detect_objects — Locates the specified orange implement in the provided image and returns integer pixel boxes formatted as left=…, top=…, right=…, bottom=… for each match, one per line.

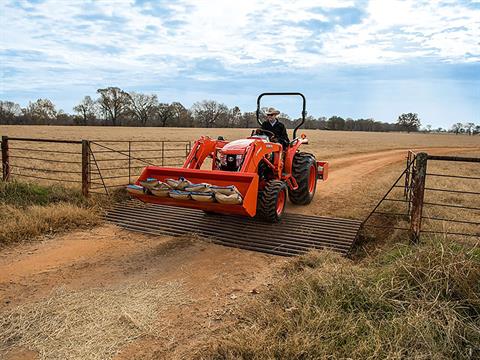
left=134, top=166, right=259, bottom=217
left=127, top=92, right=328, bottom=223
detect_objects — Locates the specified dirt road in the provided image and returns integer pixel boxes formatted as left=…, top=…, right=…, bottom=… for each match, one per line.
left=1, top=146, right=478, bottom=359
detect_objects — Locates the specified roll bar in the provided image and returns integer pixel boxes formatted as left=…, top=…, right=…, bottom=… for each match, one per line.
left=256, top=92, right=306, bottom=140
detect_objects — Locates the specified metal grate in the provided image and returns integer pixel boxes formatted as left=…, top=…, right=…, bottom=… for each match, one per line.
left=106, top=200, right=362, bottom=256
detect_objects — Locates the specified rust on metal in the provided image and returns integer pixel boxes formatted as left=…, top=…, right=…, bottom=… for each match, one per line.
left=409, top=152, right=427, bottom=243
left=1, top=136, right=10, bottom=181
left=106, top=200, right=362, bottom=256
left=81, top=140, right=90, bottom=197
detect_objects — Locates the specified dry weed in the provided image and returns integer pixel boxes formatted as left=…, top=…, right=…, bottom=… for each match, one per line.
left=0, top=181, right=110, bottom=245
left=0, top=202, right=101, bottom=245
left=0, top=281, right=190, bottom=360
left=198, top=238, right=480, bottom=359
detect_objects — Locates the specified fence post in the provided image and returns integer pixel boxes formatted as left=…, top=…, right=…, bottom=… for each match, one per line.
left=161, top=141, right=164, bottom=166
left=81, top=140, right=90, bottom=197
left=1, top=136, right=9, bottom=181
left=409, top=152, right=428, bottom=243
left=128, top=141, right=131, bottom=184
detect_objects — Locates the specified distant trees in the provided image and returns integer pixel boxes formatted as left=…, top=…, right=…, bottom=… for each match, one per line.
left=23, top=99, right=57, bottom=125
left=397, top=113, right=421, bottom=133
left=127, top=92, right=158, bottom=127
left=240, top=111, right=256, bottom=128
left=451, top=122, right=464, bottom=135
left=96, top=87, right=130, bottom=126
left=191, top=100, right=229, bottom=128
left=0, top=101, right=22, bottom=125
left=1, top=91, right=478, bottom=135
left=73, top=96, right=97, bottom=126
left=154, top=103, right=176, bottom=127
left=451, top=122, right=479, bottom=135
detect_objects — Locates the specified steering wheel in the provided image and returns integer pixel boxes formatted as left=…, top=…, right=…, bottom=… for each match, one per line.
left=253, top=128, right=277, bottom=140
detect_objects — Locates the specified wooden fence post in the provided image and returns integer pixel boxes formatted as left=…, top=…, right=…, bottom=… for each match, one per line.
left=1, top=136, right=10, bottom=181
left=409, top=152, right=428, bottom=243
left=82, top=140, right=90, bottom=197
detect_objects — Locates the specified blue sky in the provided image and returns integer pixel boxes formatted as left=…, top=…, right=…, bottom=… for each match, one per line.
left=0, top=0, right=479, bottom=128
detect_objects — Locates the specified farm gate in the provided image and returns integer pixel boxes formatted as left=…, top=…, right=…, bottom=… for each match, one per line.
left=1, top=136, right=191, bottom=195
left=363, top=151, right=480, bottom=242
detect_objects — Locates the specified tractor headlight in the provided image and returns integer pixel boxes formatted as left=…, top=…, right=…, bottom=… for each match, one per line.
left=227, top=155, right=235, bottom=164
left=220, top=154, right=227, bottom=166
left=236, top=154, right=243, bottom=168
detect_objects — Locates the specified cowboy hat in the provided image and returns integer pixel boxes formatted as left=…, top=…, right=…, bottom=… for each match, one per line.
left=265, top=107, right=280, bottom=116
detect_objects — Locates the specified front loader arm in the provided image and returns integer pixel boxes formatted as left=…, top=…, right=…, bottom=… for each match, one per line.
left=240, top=142, right=283, bottom=175
left=183, top=137, right=227, bottom=169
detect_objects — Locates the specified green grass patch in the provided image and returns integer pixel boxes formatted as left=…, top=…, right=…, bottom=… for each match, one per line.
left=0, top=181, right=86, bottom=207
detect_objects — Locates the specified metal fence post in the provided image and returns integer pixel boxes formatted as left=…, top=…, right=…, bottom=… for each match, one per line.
left=128, top=141, right=131, bottom=184
left=1, top=136, right=10, bottom=181
left=81, top=140, right=90, bottom=197
left=161, top=141, right=165, bottom=166
left=409, top=152, right=428, bottom=243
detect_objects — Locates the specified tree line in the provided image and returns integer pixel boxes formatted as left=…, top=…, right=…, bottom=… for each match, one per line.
left=0, top=87, right=478, bottom=134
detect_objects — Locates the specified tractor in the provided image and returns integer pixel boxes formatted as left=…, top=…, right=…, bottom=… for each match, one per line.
left=128, top=92, right=328, bottom=222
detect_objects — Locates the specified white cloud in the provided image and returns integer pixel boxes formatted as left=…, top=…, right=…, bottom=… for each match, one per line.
left=0, top=0, right=479, bottom=93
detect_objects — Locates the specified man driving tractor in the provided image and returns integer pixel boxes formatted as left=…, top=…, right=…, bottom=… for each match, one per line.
left=261, top=107, right=290, bottom=148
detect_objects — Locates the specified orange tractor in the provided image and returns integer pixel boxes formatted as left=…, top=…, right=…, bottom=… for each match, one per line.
left=128, top=93, right=328, bottom=222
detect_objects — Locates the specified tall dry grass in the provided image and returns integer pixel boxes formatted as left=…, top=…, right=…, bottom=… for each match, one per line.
left=0, top=181, right=114, bottom=245
left=198, top=237, right=480, bottom=359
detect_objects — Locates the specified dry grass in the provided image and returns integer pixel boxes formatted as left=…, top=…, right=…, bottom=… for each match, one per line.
left=420, top=157, right=480, bottom=239
left=198, top=238, right=480, bottom=359
left=2, top=125, right=480, bottom=160
left=0, top=181, right=113, bottom=245
left=0, top=126, right=479, bottom=359
left=0, top=281, right=190, bottom=360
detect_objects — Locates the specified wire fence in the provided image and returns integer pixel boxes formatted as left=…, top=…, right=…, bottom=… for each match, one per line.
left=363, top=150, right=480, bottom=241
left=420, top=154, right=480, bottom=239
left=1, top=136, right=191, bottom=195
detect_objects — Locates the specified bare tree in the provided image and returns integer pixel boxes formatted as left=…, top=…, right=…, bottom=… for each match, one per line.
left=55, top=110, right=74, bottom=125
left=228, top=106, right=241, bottom=127
left=464, top=122, right=475, bottom=135
left=191, top=100, right=229, bottom=128
left=154, top=103, right=176, bottom=127
left=73, top=96, right=97, bottom=125
left=96, top=87, right=130, bottom=126
left=0, top=101, right=22, bottom=125
left=127, top=92, right=158, bottom=126
left=23, top=99, right=57, bottom=125
left=451, top=122, right=464, bottom=135
left=241, top=111, right=256, bottom=128
left=171, top=102, right=193, bottom=127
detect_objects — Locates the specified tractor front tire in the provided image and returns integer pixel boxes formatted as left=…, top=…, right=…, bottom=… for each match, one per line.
left=289, top=152, right=317, bottom=205
left=257, top=180, right=287, bottom=222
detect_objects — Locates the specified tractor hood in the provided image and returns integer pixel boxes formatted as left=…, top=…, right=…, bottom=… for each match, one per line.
left=220, top=138, right=256, bottom=154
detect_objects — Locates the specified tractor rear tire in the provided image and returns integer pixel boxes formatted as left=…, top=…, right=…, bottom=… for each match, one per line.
left=257, top=180, right=287, bottom=222
left=288, top=152, right=317, bottom=205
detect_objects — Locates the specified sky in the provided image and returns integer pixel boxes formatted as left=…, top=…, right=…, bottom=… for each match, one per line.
left=0, top=0, right=479, bottom=128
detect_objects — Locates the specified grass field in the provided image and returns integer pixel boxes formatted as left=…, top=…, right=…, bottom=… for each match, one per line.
left=2, top=125, right=480, bottom=160
left=0, top=126, right=479, bottom=359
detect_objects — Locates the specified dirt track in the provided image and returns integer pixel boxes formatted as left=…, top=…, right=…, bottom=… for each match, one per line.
left=1, top=146, right=478, bottom=359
